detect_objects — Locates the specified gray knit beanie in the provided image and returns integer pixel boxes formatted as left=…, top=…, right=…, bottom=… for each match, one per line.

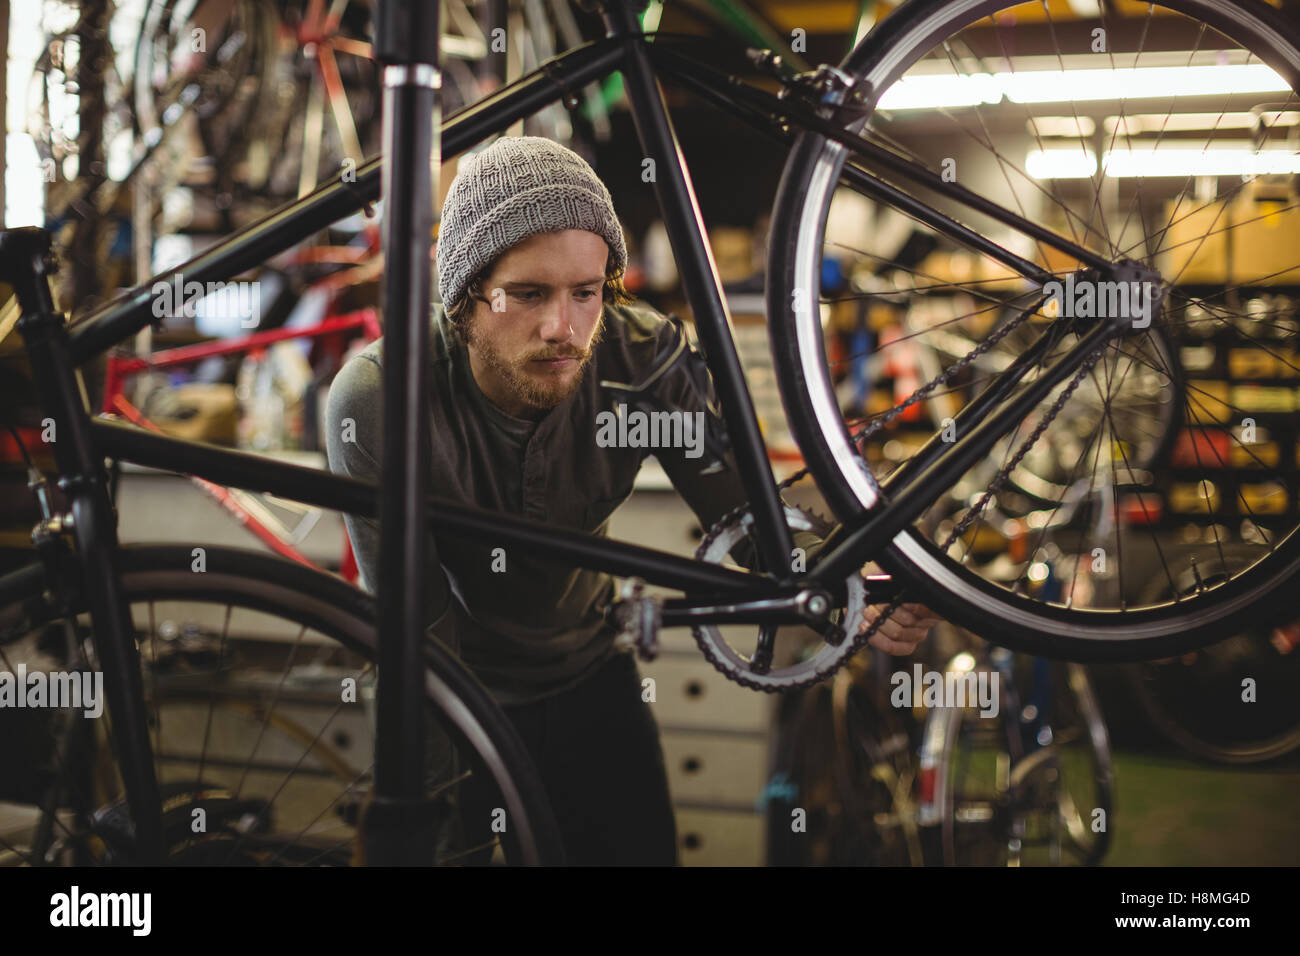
left=436, top=136, right=627, bottom=310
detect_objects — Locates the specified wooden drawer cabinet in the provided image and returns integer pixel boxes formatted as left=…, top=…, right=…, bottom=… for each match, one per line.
left=661, top=731, right=768, bottom=808
left=676, top=809, right=766, bottom=867
left=640, top=655, right=769, bottom=733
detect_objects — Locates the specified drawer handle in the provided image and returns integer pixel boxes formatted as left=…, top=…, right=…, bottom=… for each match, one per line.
left=682, top=756, right=702, bottom=774
left=683, top=833, right=702, bottom=850
left=685, top=680, right=705, bottom=698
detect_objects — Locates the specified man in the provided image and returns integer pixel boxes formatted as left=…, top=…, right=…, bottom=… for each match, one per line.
left=325, top=136, right=939, bottom=865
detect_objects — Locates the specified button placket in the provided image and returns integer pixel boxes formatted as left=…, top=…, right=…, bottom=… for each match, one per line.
left=522, top=420, right=550, bottom=520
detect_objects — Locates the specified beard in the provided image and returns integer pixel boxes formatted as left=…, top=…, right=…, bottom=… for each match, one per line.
left=462, top=307, right=606, bottom=412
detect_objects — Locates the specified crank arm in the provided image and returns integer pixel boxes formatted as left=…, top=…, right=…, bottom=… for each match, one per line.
left=656, top=588, right=835, bottom=628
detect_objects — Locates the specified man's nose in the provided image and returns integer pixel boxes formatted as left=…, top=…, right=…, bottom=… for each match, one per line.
left=538, top=296, right=575, bottom=341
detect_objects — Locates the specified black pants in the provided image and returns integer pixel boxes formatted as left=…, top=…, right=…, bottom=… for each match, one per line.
left=455, top=650, right=678, bottom=866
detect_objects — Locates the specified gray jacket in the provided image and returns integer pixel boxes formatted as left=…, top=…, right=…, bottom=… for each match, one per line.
left=325, top=301, right=812, bottom=705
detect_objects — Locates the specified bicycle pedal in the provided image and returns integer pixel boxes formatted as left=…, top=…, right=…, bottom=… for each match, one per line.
left=608, top=577, right=662, bottom=661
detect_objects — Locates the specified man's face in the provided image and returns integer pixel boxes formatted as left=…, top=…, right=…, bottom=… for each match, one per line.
left=460, top=229, right=608, bottom=418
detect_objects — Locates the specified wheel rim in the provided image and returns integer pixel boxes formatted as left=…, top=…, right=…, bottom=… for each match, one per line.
left=769, top=0, right=1300, bottom=654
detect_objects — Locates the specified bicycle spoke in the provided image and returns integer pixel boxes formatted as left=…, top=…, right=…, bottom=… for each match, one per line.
left=232, top=624, right=310, bottom=800
left=1108, top=16, right=1211, bottom=260
left=218, top=687, right=356, bottom=865
left=264, top=763, right=372, bottom=866
left=187, top=603, right=233, bottom=853
left=0, top=643, right=98, bottom=860
left=1039, top=0, right=1117, bottom=256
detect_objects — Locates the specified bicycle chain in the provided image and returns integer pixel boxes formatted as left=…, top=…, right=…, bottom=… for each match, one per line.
left=693, top=308, right=1103, bottom=692
left=846, top=301, right=1040, bottom=453
left=936, top=345, right=1105, bottom=556
left=696, top=304, right=1038, bottom=556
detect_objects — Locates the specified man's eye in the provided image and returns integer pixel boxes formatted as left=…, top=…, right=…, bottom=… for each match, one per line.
left=575, top=289, right=599, bottom=300
left=513, top=291, right=540, bottom=302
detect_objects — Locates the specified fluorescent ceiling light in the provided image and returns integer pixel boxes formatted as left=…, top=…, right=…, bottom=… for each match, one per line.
left=1105, top=111, right=1300, bottom=134
left=1027, top=142, right=1300, bottom=177
left=877, top=72, right=1002, bottom=109
left=878, top=55, right=1288, bottom=110
left=1001, top=64, right=1286, bottom=104
left=1027, top=116, right=1097, bottom=137
left=1103, top=145, right=1300, bottom=177
left=1026, top=148, right=1098, bottom=178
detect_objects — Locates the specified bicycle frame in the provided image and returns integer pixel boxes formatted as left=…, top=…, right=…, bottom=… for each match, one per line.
left=1, top=0, right=1140, bottom=863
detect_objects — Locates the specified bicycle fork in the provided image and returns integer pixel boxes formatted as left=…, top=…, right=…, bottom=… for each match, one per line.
left=2, top=227, right=166, bottom=863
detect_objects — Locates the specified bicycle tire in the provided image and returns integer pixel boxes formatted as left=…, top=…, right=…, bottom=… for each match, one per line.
left=761, top=682, right=842, bottom=865
left=761, top=659, right=922, bottom=865
left=829, top=662, right=926, bottom=866
left=927, top=655, right=1113, bottom=866
left=767, top=0, right=1300, bottom=660
left=1126, top=549, right=1300, bottom=763
left=132, top=0, right=288, bottom=213
left=1128, top=653, right=1300, bottom=764
left=0, top=545, right=564, bottom=866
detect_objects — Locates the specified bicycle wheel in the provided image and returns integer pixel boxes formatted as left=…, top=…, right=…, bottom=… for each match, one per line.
left=768, top=0, right=1300, bottom=660
left=920, top=650, right=1112, bottom=866
left=1126, top=546, right=1300, bottom=763
left=762, top=682, right=838, bottom=865
left=762, top=653, right=923, bottom=866
left=249, top=0, right=382, bottom=201
left=132, top=0, right=278, bottom=206
left=0, top=545, right=562, bottom=865
left=828, top=658, right=926, bottom=866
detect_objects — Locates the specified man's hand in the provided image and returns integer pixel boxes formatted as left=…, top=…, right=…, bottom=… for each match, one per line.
left=857, top=562, right=941, bottom=655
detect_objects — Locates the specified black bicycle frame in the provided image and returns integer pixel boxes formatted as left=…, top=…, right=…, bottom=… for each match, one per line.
left=4, top=0, right=1132, bottom=863
left=56, top=35, right=1119, bottom=580
left=366, top=0, right=441, bottom=866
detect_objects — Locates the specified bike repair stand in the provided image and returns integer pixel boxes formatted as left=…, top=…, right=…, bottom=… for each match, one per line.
left=361, top=0, right=441, bottom=866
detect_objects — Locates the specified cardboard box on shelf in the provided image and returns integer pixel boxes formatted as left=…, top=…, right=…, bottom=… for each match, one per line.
left=1230, top=193, right=1300, bottom=285
left=1158, top=187, right=1300, bottom=287
left=1158, top=197, right=1232, bottom=284
left=710, top=227, right=754, bottom=284
left=916, top=248, right=1026, bottom=292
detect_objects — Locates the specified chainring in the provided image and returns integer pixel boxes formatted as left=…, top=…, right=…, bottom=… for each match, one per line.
left=691, top=503, right=871, bottom=692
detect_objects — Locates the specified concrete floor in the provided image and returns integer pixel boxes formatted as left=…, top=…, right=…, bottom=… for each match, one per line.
left=1103, top=749, right=1300, bottom=866
left=1087, top=663, right=1300, bottom=866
